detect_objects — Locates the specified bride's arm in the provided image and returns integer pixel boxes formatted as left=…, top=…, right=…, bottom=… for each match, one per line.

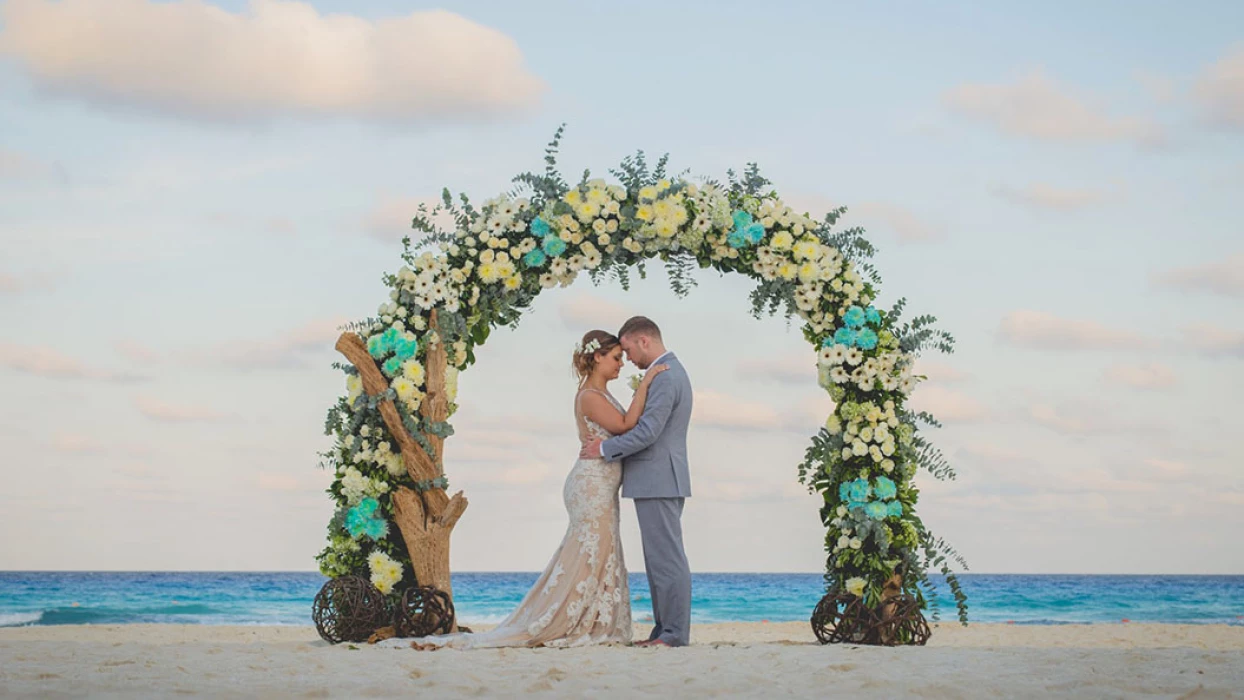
left=579, top=365, right=669, bottom=435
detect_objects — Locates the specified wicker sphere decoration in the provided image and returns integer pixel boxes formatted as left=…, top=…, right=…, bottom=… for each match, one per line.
left=811, top=591, right=932, bottom=646
left=394, top=585, right=456, bottom=638
left=312, top=576, right=391, bottom=644
left=874, top=594, right=931, bottom=646
left=811, top=591, right=880, bottom=645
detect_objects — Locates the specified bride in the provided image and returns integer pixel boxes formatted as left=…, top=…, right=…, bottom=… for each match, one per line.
left=410, top=329, right=667, bottom=649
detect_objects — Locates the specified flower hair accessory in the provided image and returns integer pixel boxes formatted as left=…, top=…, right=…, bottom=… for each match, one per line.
left=575, top=338, right=602, bottom=355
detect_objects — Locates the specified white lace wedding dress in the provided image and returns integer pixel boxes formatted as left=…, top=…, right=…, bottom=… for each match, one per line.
left=405, top=389, right=632, bottom=649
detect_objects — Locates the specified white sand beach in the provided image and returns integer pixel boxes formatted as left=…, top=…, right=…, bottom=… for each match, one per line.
left=2, top=622, right=1242, bottom=698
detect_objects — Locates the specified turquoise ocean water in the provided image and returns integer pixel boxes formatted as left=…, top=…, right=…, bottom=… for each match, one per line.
left=1, top=572, right=1241, bottom=627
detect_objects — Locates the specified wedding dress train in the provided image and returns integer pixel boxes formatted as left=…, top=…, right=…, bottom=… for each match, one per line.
left=407, top=389, right=632, bottom=649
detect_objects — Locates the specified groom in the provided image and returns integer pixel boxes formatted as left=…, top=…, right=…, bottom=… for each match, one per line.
left=580, top=316, right=693, bottom=648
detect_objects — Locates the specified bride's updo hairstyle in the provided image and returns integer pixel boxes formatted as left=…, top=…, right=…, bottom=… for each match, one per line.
left=572, top=330, right=620, bottom=381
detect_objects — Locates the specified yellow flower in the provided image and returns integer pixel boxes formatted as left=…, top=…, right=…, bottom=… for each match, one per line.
left=638, top=185, right=658, bottom=201
left=576, top=202, right=598, bottom=221
left=657, top=179, right=671, bottom=190
left=778, top=262, right=798, bottom=280
left=391, top=376, right=416, bottom=401
left=635, top=204, right=655, bottom=222
left=792, top=239, right=819, bottom=261
left=346, top=374, right=362, bottom=402
left=445, top=367, right=459, bottom=402
left=564, top=189, right=582, bottom=205
left=798, top=262, right=819, bottom=283
left=503, top=275, right=521, bottom=291
left=477, top=262, right=500, bottom=283
left=401, top=360, right=425, bottom=385
left=585, top=188, right=608, bottom=205
left=771, top=231, right=794, bottom=250
left=653, top=200, right=672, bottom=218
left=655, top=219, right=677, bottom=238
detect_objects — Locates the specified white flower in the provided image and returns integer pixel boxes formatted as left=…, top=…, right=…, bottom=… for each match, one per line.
left=818, top=346, right=836, bottom=366
left=845, top=348, right=864, bottom=365
left=849, top=538, right=862, bottom=550
left=845, top=577, right=866, bottom=597
left=837, top=536, right=851, bottom=550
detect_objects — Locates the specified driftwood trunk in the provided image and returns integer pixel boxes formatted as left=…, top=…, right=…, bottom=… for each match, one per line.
left=336, top=309, right=467, bottom=630
left=877, top=573, right=904, bottom=644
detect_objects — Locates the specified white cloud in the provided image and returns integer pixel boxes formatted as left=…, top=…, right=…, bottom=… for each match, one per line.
left=265, top=217, right=296, bottom=235
left=0, top=147, right=53, bottom=180
left=944, top=69, right=1163, bottom=146
left=254, top=473, right=304, bottom=491
left=1154, top=254, right=1244, bottom=298
left=0, top=342, right=145, bottom=381
left=0, top=273, right=20, bottom=295
left=736, top=353, right=815, bottom=385
left=1135, top=71, right=1177, bottom=104
left=50, top=433, right=105, bottom=455
left=1028, top=401, right=1160, bottom=437
left=194, top=317, right=349, bottom=370
left=998, top=310, right=1150, bottom=351
left=133, top=395, right=228, bottom=422
left=1194, top=45, right=1244, bottom=129
left=0, top=0, right=543, bottom=122
left=1102, top=363, right=1177, bottom=391
left=49, top=433, right=154, bottom=458
left=558, top=294, right=634, bottom=333
left=362, top=195, right=457, bottom=243
left=115, top=341, right=163, bottom=365
left=907, top=385, right=987, bottom=423
left=1182, top=323, right=1244, bottom=358
left=692, top=390, right=781, bottom=431
left=912, top=359, right=970, bottom=384
left=994, top=183, right=1107, bottom=212
left=851, top=201, right=944, bottom=243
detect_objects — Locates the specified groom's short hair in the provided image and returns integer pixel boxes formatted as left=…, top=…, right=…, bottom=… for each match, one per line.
left=618, top=316, right=662, bottom=340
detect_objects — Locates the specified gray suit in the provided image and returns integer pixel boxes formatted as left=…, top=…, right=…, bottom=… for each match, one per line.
left=601, top=352, right=693, bottom=646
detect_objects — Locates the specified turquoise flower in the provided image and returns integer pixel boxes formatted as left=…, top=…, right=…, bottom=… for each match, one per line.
left=382, top=356, right=403, bottom=377
left=887, top=501, right=903, bottom=518
left=839, top=478, right=872, bottom=509
left=834, top=327, right=858, bottom=347
left=367, top=327, right=402, bottom=359
left=345, top=497, right=388, bottom=540
left=530, top=217, right=550, bottom=237
left=366, top=334, right=387, bottom=358
left=865, top=306, right=881, bottom=325
left=856, top=328, right=878, bottom=350
left=523, top=248, right=547, bottom=268
left=843, top=306, right=867, bottom=328
left=728, top=209, right=764, bottom=248
left=865, top=502, right=889, bottom=520
left=393, top=334, right=418, bottom=361
left=542, top=235, right=567, bottom=257
left=873, top=476, right=897, bottom=500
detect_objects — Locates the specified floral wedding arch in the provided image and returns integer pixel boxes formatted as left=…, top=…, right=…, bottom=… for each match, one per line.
left=315, top=127, right=968, bottom=644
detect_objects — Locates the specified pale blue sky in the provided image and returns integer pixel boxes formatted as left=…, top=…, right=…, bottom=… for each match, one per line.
left=1, top=0, right=1240, bottom=573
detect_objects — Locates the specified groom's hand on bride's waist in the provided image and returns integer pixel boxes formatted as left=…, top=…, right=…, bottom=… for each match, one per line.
left=580, top=438, right=604, bottom=459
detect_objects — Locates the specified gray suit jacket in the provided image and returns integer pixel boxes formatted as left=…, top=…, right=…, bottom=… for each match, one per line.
left=602, top=353, right=693, bottom=499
